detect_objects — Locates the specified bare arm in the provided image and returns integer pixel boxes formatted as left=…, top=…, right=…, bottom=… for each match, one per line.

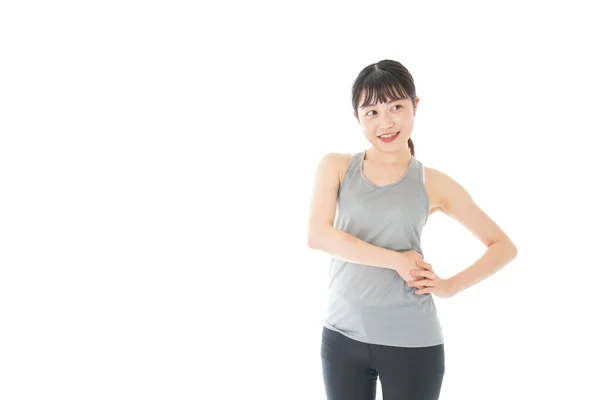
left=434, top=168, right=518, bottom=295
left=307, top=153, right=416, bottom=280
left=310, top=225, right=411, bottom=271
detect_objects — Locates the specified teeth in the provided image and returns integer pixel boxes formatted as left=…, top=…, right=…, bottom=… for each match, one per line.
left=380, top=131, right=398, bottom=138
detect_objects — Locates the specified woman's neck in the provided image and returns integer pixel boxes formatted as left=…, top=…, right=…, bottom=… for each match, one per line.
left=365, top=147, right=412, bottom=166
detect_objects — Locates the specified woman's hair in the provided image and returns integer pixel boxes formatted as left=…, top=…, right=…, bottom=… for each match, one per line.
left=352, top=60, right=417, bottom=156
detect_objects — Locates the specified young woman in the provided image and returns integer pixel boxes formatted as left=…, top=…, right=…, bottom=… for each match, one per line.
left=308, top=60, right=518, bottom=400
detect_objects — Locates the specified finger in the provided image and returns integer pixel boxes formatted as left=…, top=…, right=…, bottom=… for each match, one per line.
left=409, top=278, right=428, bottom=288
left=411, top=269, right=437, bottom=280
left=410, top=269, right=424, bottom=277
left=415, top=288, right=432, bottom=295
left=417, top=260, right=433, bottom=271
left=409, top=269, right=423, bottom=278
left=409, top=278, right=434, bottom=287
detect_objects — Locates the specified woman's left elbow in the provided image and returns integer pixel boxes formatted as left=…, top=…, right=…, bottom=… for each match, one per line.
left=507, top=241, right=518, bottom=258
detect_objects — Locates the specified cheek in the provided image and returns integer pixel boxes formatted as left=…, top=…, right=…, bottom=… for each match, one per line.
left=367, top=127, right=379, bottom=137
left=360, top=121, right=375, bottom=134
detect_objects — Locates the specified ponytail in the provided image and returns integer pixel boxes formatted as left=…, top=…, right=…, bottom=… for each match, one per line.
left=408, top=138, right=415, bottom=156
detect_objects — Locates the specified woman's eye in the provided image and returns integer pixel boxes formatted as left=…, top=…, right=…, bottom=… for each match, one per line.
left=366, top=105, right=401, bottom=116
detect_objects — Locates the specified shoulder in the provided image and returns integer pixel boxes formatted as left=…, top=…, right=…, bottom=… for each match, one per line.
left=423, top=166, right=473, bottom=213
left=424, top=166, right=469, bottom=206
left=317, top=152, right=353, bottom=185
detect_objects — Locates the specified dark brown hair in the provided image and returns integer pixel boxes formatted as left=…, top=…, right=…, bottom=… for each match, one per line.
left=352, top=60, right=417, bottom=156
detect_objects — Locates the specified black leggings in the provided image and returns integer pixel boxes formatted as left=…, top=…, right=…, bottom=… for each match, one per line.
left=321, top=326, right=445, bottom=400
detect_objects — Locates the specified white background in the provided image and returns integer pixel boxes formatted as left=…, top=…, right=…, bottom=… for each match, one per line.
left=1, top=1, right=599, bottom=399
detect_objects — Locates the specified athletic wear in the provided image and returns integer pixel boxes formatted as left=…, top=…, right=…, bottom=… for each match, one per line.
left=321, top=326, right=445, bottom=400
left=323, top=150, right=444, bottom=347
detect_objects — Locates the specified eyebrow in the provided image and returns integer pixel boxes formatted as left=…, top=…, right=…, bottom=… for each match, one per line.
left=359, top=98, right=405, bottom=109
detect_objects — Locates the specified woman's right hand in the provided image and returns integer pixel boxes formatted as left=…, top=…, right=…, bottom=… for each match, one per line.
left=395, top=250, right=428, bottom=282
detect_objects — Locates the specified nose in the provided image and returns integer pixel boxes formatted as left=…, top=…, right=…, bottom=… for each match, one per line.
left=379, top=113, right=394, bottom=130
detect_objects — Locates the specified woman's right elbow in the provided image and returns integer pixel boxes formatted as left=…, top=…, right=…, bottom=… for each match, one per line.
left=308, top=233, right=321, bottom=249
left=308, top=226, right=329, bottom=249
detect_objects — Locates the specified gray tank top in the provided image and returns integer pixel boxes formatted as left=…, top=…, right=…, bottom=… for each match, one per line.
left=323, top=150, right=444, bottom=347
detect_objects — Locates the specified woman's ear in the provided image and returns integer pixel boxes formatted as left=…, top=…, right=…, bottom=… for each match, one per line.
left=353, top=111, right=359, bottom=121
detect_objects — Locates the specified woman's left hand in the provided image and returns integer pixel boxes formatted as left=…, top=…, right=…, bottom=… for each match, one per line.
left=408, top=260, right=456, bottom=298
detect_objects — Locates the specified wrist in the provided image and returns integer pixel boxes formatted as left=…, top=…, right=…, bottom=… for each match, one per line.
left=447, top=276, right=461, bottom=296
left=394, top=252, right=416, bottom=280
left=396, top=252, right=412, bottom=269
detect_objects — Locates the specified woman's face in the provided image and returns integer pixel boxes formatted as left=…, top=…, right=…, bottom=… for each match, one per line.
left=354, top=91, right=419, bottom=152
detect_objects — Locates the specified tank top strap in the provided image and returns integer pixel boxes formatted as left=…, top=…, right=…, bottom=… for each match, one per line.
left=339, top=151, right=365, bottom=189
left=406, top=156, right=424, bottom=184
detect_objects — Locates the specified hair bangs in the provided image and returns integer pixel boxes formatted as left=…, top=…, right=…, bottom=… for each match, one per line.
left=358, top=71, right=410, bottom=109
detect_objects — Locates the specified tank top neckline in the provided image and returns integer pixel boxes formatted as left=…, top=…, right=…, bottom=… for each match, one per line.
left=360, top=149, right=415, bottom=189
